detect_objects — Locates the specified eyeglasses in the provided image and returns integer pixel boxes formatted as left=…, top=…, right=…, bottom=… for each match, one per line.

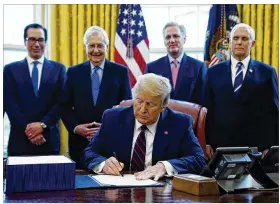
left=86, top=43, right=106, bottom=50
left=26, top=37, right=46, bottom=44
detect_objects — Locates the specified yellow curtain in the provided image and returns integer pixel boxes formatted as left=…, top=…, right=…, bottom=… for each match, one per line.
left=237, top=4, right=279, bottom=75
left=50, top=4, right=120, bottom=156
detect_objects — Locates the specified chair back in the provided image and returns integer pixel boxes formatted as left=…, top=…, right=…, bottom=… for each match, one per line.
left=119, top=99, right=207, bottom=154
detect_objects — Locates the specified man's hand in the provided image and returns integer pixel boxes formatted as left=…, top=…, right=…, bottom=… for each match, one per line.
left=75, top=122, right=100, bottom=139
left=29, top=134, right=46, bottom=146
left=25, top=122, right=43, bottom=138
left=102, top=157, right=124, bottom=176
left=86, top=122, right=101, bottom=141
left=134, top=162, right=167, bottom=181
left=206, top=145, right=214, bottom=160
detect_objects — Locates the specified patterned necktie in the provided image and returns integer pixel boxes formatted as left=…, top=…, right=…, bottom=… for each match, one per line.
left=92, top=66, right=100, bottom=105
left=131, top=125, right=147, bottom=171
left=172, top=59, right=179, bottom=89
left=233, top=62, right=244, bottom=96
left=32, top=61, right=39, bottom=96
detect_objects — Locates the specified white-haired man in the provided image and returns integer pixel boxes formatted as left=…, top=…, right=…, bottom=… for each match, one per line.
left=84, top=73, right=206, bottom=180
left=205, top=23, right=279, bottom=159
left=62, top=26, right=132, bottom=168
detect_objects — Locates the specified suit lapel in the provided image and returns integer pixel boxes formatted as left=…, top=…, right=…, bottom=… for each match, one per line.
left=238, top=59, right=257, bottom=100
left=163, top=56, right=173, bottom=81
left=20, top=58, right=38, bottom=99
left=119, top=107, right=135, bottom=166
left=81, top=61, right=94, bottom=104
left=174, top=54, right=189, bottom=97
left=152, top=109, right=170, bottom=165
left=96, top=60, right=119, bottom=106
left=38, top=58, right=52, bottom=97
left=97, top=60, right=111, bottom=104
left=225, top=60, right=235, bottom=91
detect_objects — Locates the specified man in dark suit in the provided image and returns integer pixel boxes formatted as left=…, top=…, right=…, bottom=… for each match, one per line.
left=62, top=26, right=132, bottom=168
left=145, top=22, right=207, bottom=105
left=4, top=23, right=66, bottom=156
left=84, top=73, right=206, bottom=180
left=205, top=23, right=279, bottom=159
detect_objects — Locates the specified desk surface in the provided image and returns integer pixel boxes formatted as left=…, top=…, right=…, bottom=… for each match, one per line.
left=4, top=180, right=279, bottom=203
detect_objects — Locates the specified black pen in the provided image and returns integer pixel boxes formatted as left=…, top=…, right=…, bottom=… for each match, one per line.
left=113, top=152, right=124, bottom=177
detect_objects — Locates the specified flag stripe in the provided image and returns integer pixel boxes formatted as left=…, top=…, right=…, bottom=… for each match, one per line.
left=114, top=49, right=137, bottom=85
left=114, top=4, right=149, bottom=87
left=115, top=34, right=143, bottom=80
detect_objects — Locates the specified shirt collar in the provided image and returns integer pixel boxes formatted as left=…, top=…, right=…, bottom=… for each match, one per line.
left=26, top=55, right=44, bottom=65
left=168, top=52, right=184, bottom=65
left=135, top=115, right=160, bottom=136
left=90, top=59, right=105, bottom=71
left=231, top=55, right=251, bottom=69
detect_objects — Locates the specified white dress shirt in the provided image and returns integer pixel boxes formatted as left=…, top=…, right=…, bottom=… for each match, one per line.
left=93, top=118, right=177, bottom=176
left=167, top=51, right=184, bottom=71
left=90, top=59, right=105, bottom=81
left=26, top=55, right=44, bottom=90
left=230, top=55, right=250, bottom=86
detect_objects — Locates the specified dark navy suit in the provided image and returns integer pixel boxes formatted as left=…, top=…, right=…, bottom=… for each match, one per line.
left=84, top=106, right=206, bottom=174
left=205, top=59, right=279, bottom=151
left=145, top=54, right=207, bottom=105
left=62, top=60, right=132, bottom=167
left=4, top=58, right=66, bottom=155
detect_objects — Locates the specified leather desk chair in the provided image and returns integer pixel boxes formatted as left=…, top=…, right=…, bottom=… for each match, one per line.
left=119, top=99, right=207, bottom=155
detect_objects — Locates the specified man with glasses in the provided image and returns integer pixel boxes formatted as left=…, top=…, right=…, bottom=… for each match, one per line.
left=84, top=73, right=206, bottom=180
left=4, top=23, right=66, bottom=156
left=61, top=26, right=132, bottom=168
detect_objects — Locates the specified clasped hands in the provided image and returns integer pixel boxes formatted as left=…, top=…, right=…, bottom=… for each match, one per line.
left=25, top=122, right=46, bottom=146
left=102, top=157, right=167, bottom=181
left=75, top=121, right=101, bottom=140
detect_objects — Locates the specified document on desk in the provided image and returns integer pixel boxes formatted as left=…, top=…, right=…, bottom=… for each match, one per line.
left=91, top=174, right=161, bottom=187
left=75, top=174, right=164, bottom=189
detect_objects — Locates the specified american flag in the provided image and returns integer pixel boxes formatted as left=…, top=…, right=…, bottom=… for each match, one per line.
left=209, top=49, right=224, bottom=67
left=204, top=4, right=239, bottom=67
left=114, top=4, right=149, bottom=87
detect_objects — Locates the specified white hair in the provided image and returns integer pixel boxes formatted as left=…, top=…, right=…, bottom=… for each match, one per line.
left=230, top=23, right=255, bottom=41
left=83, top=26, right=109, bottom=45
left=133, top=73, right=171, bottom=107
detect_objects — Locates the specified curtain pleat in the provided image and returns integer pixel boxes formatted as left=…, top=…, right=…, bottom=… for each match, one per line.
left=238, top=4, right=278, bottom=75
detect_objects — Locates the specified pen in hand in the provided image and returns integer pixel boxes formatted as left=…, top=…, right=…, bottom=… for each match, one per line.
left=113, top=152, right=124, bottom=177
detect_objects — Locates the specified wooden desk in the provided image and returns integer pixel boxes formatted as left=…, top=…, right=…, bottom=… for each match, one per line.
left=3, top=177, right=279, bottom=203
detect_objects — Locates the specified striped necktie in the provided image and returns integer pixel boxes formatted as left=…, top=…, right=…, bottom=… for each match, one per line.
left=131, top=125, right=147, bottom=171
left=233, top=62, right=244, bottom=96
left=92, top=66, right=100, bottom=105
left=32, top=61, right=39, bottom=96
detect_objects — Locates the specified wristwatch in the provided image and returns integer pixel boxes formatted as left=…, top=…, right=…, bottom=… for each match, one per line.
left=40, top=122, right=47, bottom=129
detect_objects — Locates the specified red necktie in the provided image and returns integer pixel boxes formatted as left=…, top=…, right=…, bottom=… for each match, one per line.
left=172, top=60, right=179, bottom=88
left=131, top=125, right=147, bottom=171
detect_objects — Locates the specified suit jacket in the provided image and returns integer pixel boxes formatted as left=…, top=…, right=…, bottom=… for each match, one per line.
left=205, top=59, right=279, bottom=151
left=3, top=58, right=66, bottom=155
left=84, top=106, right=206, bottom=174
left=61, top=59, right=132, bottom=166
left=145, top=54, right=207, bottom=105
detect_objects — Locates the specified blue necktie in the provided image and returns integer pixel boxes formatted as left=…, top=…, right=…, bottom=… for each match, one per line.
left=233, top=62, right=243, bottom=96
left=131, top=125, right=147, bottom=171
left=92, top=66, right=100, bottom=105
left=32, top=61, right=39, bottom=96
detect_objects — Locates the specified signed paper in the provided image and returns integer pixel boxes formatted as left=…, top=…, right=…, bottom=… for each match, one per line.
left=91, top=174, right=160, bottom=186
